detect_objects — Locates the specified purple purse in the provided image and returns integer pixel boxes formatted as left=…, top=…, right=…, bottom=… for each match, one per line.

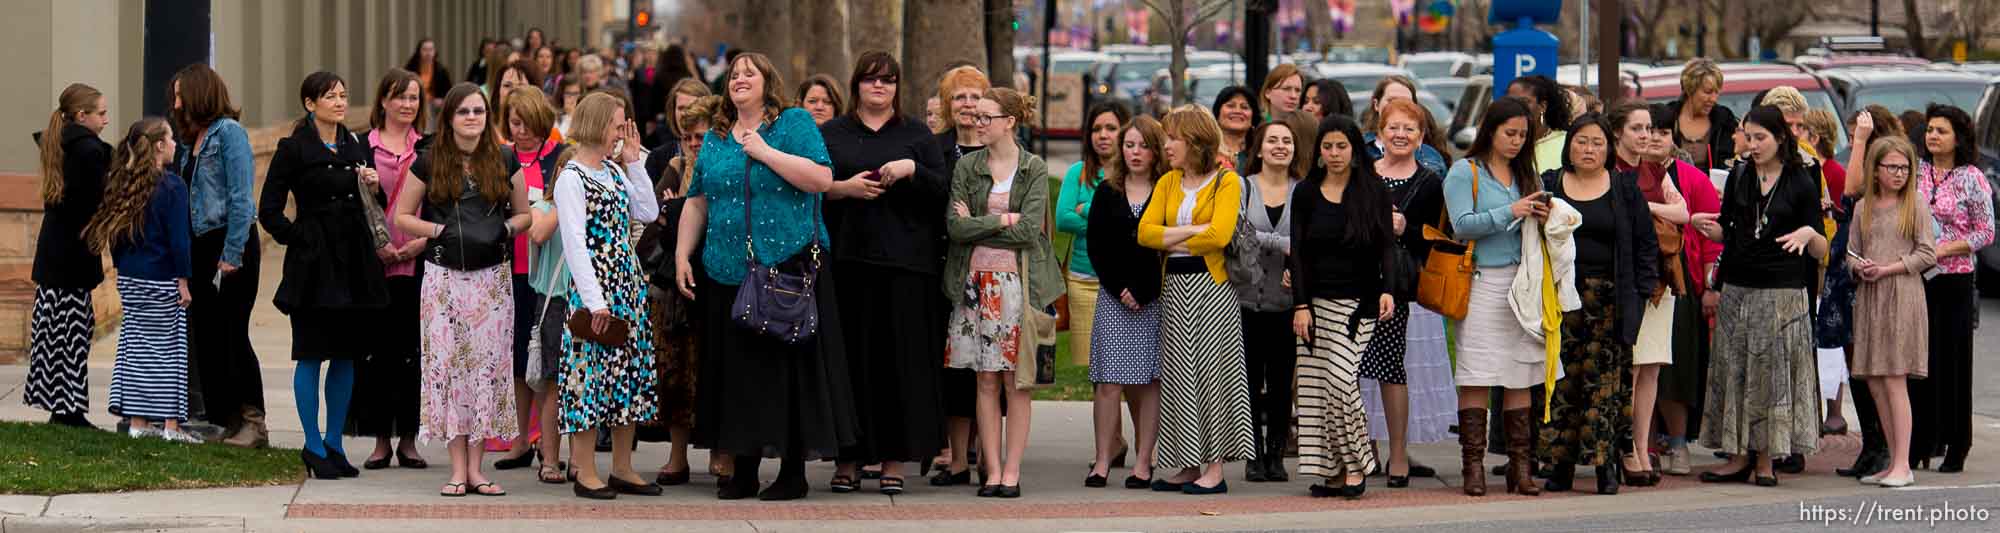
left=729, top=156, right=822, bottom=344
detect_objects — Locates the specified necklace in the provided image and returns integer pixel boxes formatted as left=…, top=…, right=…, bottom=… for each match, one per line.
left=1753, top=169, right=1782, bottom=239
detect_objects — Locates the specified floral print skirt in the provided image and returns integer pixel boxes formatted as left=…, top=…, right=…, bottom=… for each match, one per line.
left=1538, top=277, right=1633, bottom=467
left=946, top=271, right=1022, bottom=373
left=418, top=263, right=518, bottom=443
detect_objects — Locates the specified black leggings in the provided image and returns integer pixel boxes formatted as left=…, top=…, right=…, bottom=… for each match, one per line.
left=1243, top=308, right=1297, bottom=452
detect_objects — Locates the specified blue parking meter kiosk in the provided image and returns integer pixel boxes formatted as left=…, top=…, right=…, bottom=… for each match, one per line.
left=1490, top=0, right=1560, bottom=101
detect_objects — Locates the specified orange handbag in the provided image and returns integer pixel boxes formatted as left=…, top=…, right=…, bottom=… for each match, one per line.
left=1416, top=165, right=1479, bottom=320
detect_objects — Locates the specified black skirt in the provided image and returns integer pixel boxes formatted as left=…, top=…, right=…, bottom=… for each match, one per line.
left=290, top=308, right=376, bottom=360
left=832, top=262, right=947, bottom=463
left=350, top=275, right=422, bottom=438
left=692, top=268, right=860, bottom=460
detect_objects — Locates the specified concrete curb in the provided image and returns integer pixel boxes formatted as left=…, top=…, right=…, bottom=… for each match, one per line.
left=1, top=516, right=243, bottom=533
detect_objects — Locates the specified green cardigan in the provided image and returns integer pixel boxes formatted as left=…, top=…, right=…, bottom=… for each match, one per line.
left=943, top=147, right=1064, bottom=310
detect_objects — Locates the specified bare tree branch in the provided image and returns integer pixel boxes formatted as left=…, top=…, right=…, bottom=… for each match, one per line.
left=1193, top=0, right=1233, bottom=26
left=1136, top=0, right=1168, bottom=21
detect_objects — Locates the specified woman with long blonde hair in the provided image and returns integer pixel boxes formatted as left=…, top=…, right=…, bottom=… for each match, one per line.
left=26, top=83, right=111, bottom=429
left=1846, top=135, right=1935, bottom=488
left=84, top=117, right=196, bottom=443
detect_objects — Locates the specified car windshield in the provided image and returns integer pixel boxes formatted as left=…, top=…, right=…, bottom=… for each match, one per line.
left=1404, top=60, right=1459, bottom=79
left=1118, top=60, right=1168, bottom=83
left=1331, top=75, right=1388, bottom=95
left=1852, top=85, right=1988, bottom=117
left=1192, top=77, right=1242, bottom=107
left=1052, top=59, right=1096, bottom=74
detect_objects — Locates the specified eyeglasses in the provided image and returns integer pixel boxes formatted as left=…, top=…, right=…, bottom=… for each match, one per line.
left=972, top=113, right=1011, bottom=126
left=860, top=75, right=899, bottom=86
left=1876, top=163, right=1911, bottom=176
left=455, top=107, right=487, bottom=117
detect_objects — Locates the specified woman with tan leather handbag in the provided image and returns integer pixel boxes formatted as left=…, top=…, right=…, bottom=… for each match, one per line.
left=1438, top=97, right=1556, bottom=497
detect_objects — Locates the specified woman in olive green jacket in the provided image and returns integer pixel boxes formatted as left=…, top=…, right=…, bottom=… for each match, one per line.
left=942, top=88, right=1060, bottom=498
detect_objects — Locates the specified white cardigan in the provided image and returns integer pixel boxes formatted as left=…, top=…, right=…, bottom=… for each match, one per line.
left=1509, top=198, right=1582, bottom=343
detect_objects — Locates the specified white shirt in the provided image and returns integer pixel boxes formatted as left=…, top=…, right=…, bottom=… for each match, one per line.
left=1171, top=171, right=1217, bottom=257
left=554, top=157, right=659, bottom=312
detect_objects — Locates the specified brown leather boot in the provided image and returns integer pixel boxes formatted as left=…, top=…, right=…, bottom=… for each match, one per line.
left=222, top=406, right=269, bottom=449
left=1504, top=408, right=1541, bottom=495
left=1458, top=407, right=1488, bottom=496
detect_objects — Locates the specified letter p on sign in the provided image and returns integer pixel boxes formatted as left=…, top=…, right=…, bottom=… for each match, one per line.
left=1515, top=55, right=1537, bottom=76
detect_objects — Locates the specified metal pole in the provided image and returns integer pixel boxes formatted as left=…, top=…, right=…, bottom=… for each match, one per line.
left=1695, top=0, right=1706, bottom=57
left=1580, top=0, right=1591, bottom=87
left=1041, top=0, right=1052, bottom=156
left=1870, top=0, right=1880, bottom=37
left=1600, top=0, right=1622, bottom=105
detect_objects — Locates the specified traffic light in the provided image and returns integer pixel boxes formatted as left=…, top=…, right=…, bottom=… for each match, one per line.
left=636, top=9, right=651, bottom=27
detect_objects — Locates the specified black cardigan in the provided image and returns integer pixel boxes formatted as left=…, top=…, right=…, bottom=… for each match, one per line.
left=822, top=114, right=951, bottom=274
left=1664, top=99, right=1738, bottom=173
left=1086, top=182, right=1162, bottom=305
left=32, top=124, right=112, bottom=289
left=259, top=120, right=390, bottom=314
left=1542, top=169, right=1660, bottom=345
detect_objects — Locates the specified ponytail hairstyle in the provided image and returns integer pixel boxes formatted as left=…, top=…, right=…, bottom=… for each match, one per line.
left=983, top=86, right=1038, bottom=131
left=82, top=118, right=173, bottom=254
left=40, top=83, right=103, bottom=204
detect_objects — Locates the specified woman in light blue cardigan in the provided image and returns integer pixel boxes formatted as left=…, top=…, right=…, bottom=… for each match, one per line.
left=1439, top=97, right=1554, bottom=497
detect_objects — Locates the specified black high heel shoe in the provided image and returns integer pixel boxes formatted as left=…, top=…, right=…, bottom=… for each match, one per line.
left=300, top=450, right=340, bottom=480
left=1595, top=464, right=1621, bottom=495
left=325, top=450, right=360, bottom=478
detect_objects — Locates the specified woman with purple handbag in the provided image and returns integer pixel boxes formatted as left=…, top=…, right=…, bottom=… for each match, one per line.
left=672, top=52, right=859, bottom=501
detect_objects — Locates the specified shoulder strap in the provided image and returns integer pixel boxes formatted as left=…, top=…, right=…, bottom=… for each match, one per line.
left=740, top=155, right=755, bottom=260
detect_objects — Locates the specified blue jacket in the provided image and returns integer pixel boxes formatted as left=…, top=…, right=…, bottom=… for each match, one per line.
left=113, top=173, right=193, bottom=282
left=175, top=118, right=257, bottom=267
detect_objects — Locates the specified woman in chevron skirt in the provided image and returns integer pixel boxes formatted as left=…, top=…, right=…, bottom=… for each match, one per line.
left=84, top=117, right=199, bottom=443
left=26, top=83, right=113, bottom=428
left=1135, top=105, right=1254, bottom=495
left=1289, top=115, right=1398, bottom=499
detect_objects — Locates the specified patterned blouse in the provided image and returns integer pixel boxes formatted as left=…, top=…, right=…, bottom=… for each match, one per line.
left=1917, top=161, right=1995, bottom=275
left=687, top=107, right=833, bottom=285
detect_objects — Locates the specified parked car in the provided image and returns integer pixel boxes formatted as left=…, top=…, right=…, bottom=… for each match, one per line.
left=1424, top=77, right=1472, bottom=114
left=1045, top=51, right=1113, bottom=138
left=1311, top=63, right=1422, bottom=97
left=1793, top=53, right=1931, bottom=71
left=1820, top=67, right=1995, bottom=160
left=1400, top=51, right=1477, bottom=79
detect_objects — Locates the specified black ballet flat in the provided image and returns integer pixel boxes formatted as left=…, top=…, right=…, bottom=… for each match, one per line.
left=397, top=451, right=429, bottom=469
left=1753, top=475, right=1779, bottom=487
left=929, top=468, right=971, bottom=487
left=1309, top=482, right=1342, bottom=497
left=1386, top=475, right=1409, bottom=488
left=1124, top=475, right=1151, bottom=489
left=976, top=483, right=1001, bottom=498
left=1699, top=467, right=1753, bottom=483
left=1150, top=478, right=1185, bottom=492
left=1084, top=473, right=1108, bottom=488
left=1181, top=479, right=1228, bottom=495
left=363, top=456, right=392, bottom=470
left=609, top=475, right=663, bottom=496
left=573, top=481, right=617, bottom=500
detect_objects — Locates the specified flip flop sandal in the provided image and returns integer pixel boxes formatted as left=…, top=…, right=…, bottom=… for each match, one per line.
left=439, top=482, right=467, bottom=497
left=539, top=464, right=567, bottom=484
left=471, top=482, right=507, bottom=496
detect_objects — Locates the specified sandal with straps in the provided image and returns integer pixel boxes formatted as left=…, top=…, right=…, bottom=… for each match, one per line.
left=879, top=476, right=906, bottom=495
left=829, top=474, right=859, bottom=493
left=538, top=464, right=567, bottom=484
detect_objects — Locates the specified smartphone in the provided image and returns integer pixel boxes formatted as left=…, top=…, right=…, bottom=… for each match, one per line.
left=1537, top=191, right=1554, bottom=206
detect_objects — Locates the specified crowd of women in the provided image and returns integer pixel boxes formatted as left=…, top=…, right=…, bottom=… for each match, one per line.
left=22, top=30, right=1989, bottom=501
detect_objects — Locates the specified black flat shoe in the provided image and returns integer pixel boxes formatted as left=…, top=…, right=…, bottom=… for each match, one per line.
left=363, top=456, right=392, bottom=470
left=996, top=484, right=1021, bottom=498
left=976, top=483, right=1001, bottom=497
left=1342, top=478, right=1367, bottom=499
left=1124, top=475, right=1151, bottom=489
left=1110, top=445, right=1129, bottom=468
left=929, top=468, right=971, bottom=487
left=1838, top=451, right=1887, bottom=478
left=397, top=451, right=429, bottom=469
left=1407, top=464, right=1437, bottom=478
left=1699, top=467, right=1753, bottom=483
left=1150, top=478, right=1185, bottom=492
left=758, top=477, right=808, bottom=501
left=656, top=469, right=690, bottom=486
left=1938, top=445, right=1968, bottom=473
left=1084, top=473, right=1108, bottom=488
left=573, top=481, right=617, bottom=500
left=716, top=478, right=757, bottom=500
left=1753, top=475, right=1779, bottom=487
left=1386, top=475, right=1409, bottom=488
left=1245, top=457, right=1269, bottom=482
left=609, top=476, right=663, bottom=496
left=1309, top=482, right=1342, bottom=497
left=1181, top=479, right=1228, bottom=495
left=493, top=449, right=536, bottom=470
left=1775, top=454, right=1806, bottom=475
left=325, top=450, right=360, bottom=478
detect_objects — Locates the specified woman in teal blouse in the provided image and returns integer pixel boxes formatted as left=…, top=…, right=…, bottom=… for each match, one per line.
left=672, top=53, right=858, bottom=501
left=1054, top=101, right=1131, bottom=368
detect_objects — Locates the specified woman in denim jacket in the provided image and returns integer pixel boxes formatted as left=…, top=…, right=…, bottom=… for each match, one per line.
left=169, top=63, right=266, bottom=448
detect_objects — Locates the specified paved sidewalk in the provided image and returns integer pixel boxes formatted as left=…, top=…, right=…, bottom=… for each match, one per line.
left=2, top=246, right=1996, bottom=531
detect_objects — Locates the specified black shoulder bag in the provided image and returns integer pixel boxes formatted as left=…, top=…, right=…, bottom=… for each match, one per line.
left=729, top=155, right=823, bottom=345
left=1384, top=174, right=1433, bottom=302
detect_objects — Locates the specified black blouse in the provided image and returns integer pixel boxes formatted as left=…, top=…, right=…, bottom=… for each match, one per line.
left=1716, top=161, right=1822, bottom=290
left=822, top=114, right=951, bottom=274
left=1087, top=182, right=1161, bottom=305
left=1289, top=184, right=1393, bottom=302
left=32, top=124, right=111, bottom=289
left=258, top=120, right=389, bottom=313
left=1567, top=192, right=1617, bottom=278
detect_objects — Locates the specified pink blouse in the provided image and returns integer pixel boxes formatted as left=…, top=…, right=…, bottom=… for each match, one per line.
left=970, top=190, right=1018, bottom=272
left=370, top=128, right=422, bottom=278
left=1917, top=162, right=1995, bottom=275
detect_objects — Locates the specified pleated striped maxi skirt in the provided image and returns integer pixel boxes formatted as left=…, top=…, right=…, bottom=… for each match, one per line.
left=107, top=277, right=188, bottom=422
left=1154, top=273, right=1255, bottom=470
left=24, top=287, right=93, bottom=415
left=1296, top=297, right=1378, bottom=479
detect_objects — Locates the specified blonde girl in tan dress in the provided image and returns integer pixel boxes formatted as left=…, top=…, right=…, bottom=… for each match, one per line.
left=1845, top=136, right=1936, bottom=488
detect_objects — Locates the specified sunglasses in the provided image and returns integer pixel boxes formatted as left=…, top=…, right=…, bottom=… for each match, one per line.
left=860, top=75, right=899, bottom=86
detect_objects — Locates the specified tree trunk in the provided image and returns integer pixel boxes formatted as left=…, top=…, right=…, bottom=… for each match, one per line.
left=807, top=0, right=852, bottom=84
left=1303, top=0, right=1333, bottom=55
left=904, top=0, right=987, bottom=118
left=849, top=0, right=903, bottom=62
left=740, top=0, right=797, bottom=83
left=1904, top=0, right=1929, bottom=59
left=985, top=0, right=1016, bottom=92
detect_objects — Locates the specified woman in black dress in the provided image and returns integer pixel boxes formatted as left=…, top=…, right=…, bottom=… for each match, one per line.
left=820, top=51, right=950, bottom=495
left=259, top=72, right=391, bottom=479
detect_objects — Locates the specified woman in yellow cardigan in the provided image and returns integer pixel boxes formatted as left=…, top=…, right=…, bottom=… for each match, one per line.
left=1136, top=105, right=1256, bottom=495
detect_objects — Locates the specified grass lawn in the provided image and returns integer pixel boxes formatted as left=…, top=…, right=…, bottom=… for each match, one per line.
left=0, top=421, right=303, bottom=495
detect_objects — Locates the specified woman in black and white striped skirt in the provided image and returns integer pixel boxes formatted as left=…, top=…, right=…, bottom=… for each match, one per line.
left=1289, top=115, right=1397, bottom=499
left=26, top=83, right=112, bottom=429
left=1135, top=105, right=1254, bottom=495
left=84, top=117, right=199, bottom=443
